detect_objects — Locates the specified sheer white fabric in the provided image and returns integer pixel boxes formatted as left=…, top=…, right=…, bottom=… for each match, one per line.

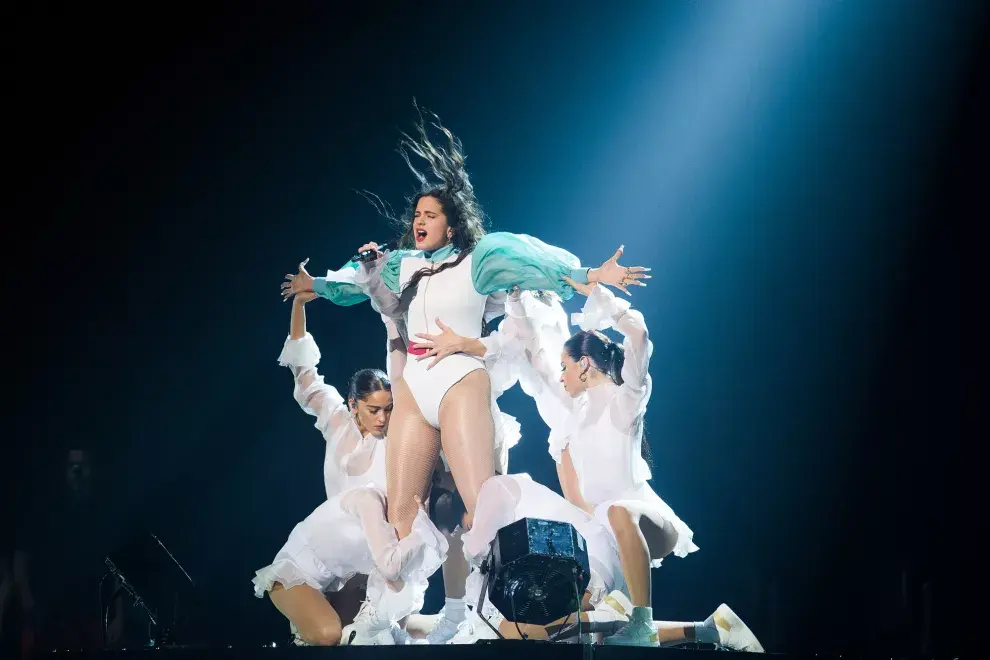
left=278, top=333, right=387, bottom=499
left=383, top=316, right=407, bottom=383
left=499, top=287, right=698, bottom=565
left=252, top=496, right=446, bottom=600
left=255, top=331, right=448, bottom=599
left=339, top=486, right=448, bottom=584
left=353, top=254, right=406, bottom=321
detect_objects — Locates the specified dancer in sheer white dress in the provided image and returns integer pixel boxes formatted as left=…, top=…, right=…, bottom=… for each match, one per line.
left=252, top=281, right=446, bottom=646
left=428, top=280, right=763, bottom=651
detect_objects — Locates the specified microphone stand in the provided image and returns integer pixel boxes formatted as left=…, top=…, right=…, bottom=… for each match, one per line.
left=104, top=557, right=158, bottom=646
left=151, top=533, right=195, bottom=587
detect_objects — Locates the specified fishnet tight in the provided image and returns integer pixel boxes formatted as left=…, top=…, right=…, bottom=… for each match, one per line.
left=385, top=369, right=495, bottom=538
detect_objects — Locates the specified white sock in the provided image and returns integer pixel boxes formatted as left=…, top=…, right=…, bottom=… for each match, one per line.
left=444, top=597, right=467, bottom=623
left=630, top=606, right=653, bottom=623
left=694, top=620, right=719, bottom=644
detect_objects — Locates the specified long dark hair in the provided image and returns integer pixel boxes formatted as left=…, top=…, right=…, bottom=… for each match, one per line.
left=358, top=102, right=487, bottom=305
left=563, top=331, right=654, bottom=469
left=347, top=368, right=391, bottom=407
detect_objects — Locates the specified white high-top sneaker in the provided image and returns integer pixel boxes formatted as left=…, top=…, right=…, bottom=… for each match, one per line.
left=601, top=603, right=659, bottom=648
left=426, top=608, right=462, bottom=644
left=446, top=611, right=500, bottom=644
left=710, top=604, right=765, bottom=653
left=391, top=623, right=417, bottom=645
left=340, top=599, right=396, bottom=646
left=595, top=590, right=633, bottom=624
left=547, top=589, right=632, bottom=642
left=288, top=622, right=311, bottom=646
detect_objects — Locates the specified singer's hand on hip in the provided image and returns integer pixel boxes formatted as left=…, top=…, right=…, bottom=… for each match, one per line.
left=412, top=319, right=463, bottom=370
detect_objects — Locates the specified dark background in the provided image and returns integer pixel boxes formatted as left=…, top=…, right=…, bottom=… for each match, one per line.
left=4, top=0, right=981, bottom=655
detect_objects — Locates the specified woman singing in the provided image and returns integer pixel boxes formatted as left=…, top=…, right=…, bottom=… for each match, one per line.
left=281, top=107, right=648, bottom=558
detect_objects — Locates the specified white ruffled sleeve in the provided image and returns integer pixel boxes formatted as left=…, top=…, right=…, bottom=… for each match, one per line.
left=572, top=285, right=652, bottom=427
left=502, top=291, right=576, bottom=460
left=278, top=333, right=351, bottom=444
left=383, top=315, right=408, bottom=383
left=460, top=476, right=523, bottom=565
left=353, top=251, right=406, bottom=320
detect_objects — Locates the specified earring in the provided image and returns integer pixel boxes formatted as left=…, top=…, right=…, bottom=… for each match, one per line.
left=579, top=373, right=588, bottom=383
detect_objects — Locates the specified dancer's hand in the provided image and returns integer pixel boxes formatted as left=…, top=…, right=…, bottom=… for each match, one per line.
left=413, top=319, right=470, bottom=370
left=587, top=245, right=650, bottom=295
left=563, top=276, right=594, bottom=297
left=281, top=258, right=315, bottom=302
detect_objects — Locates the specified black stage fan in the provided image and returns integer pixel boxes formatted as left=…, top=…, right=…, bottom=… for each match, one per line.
left=482, top=517, right=590, bottom=627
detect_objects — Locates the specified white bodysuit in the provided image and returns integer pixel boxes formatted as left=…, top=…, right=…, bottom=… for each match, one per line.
left=398, top=252, right=502, bottom=427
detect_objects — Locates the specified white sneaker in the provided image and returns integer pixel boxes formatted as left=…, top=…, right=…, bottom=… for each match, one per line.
left=288, top=622, right=311, bottom=646
left=426, top=614, right=462, bottom=644
left=547, top=590, right=631, bottom=641
left=340, top=600, right=396, bottom=646
left=391, top=624, right=417, bottom=645
left=595, top=590, right=632, bottom=623
left=711, top=604, right=765, bottom=653
left=602, top=617, right=659, bottom=647
left=447, top=612, right=500, bottom=644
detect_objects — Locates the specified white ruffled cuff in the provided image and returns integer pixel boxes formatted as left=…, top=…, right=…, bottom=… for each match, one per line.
left=571, top=285, right=630, bottom=332
left=547, top=427, right=570, bottom=463
left=278, top=333, right=321, bottom=368
left=405, top=508, right=449, bottom=582
left=493, top=408, right=522, bottom=454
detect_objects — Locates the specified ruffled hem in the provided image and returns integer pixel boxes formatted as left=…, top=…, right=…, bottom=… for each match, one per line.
left=277, top=333, right=321, bottom=368
left=571, top=285, right=629, bottom=332
left=252, top=558, right=354, bottom=598
left=593, top=489, right=699, bottom=569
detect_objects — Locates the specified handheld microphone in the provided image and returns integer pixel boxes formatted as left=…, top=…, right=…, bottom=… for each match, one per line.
left=352, top=240, right=397, bottom=263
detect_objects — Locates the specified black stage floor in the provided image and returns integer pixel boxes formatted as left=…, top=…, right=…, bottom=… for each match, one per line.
left=27, top=643, right=956, bottom=660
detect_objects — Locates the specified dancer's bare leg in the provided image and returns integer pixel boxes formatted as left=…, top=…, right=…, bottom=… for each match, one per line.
left=386, top=378, right=441, bottom=539
left=606, top=505, right=677, bottom=608
left=607, top=505, right=652, bottom=607
left=437, top=370, right=495, bottom=525
left=326, top=575, right=367, bottom=628
left=269, top=583, right=345, bottom=646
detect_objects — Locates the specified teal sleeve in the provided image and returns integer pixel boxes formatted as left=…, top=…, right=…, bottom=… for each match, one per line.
left=312, top=260, right=369, bottom=306
left=471, top=232, right=589, bottom=300
left=381, top=250, right=405, bottom=294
